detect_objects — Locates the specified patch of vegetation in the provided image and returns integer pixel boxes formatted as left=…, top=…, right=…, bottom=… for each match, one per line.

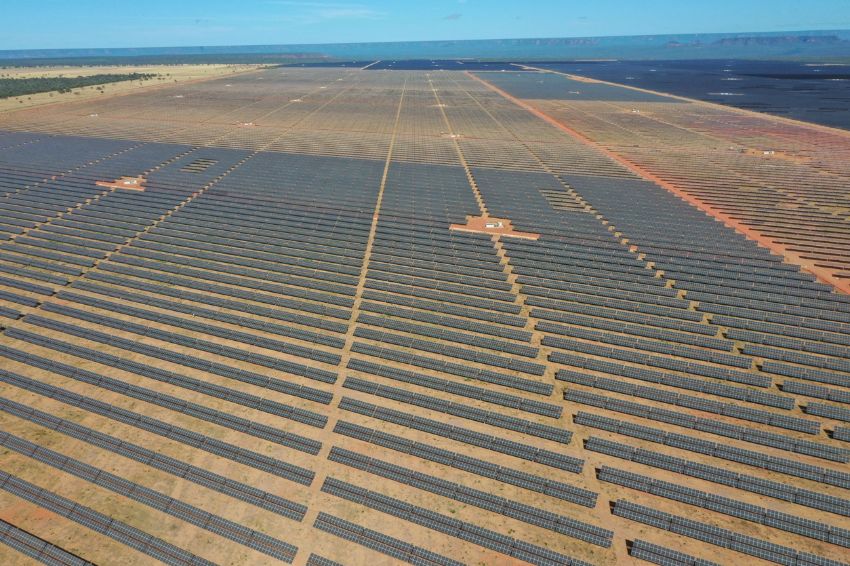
left=0, top=53, right=327, bottom=66
left=0, top=73, right=157, bottom=98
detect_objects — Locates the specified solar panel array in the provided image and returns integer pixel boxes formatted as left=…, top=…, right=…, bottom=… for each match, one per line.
left=476, top=69, right=850, bottom=287
left=0, top=66, right=847, bottom=565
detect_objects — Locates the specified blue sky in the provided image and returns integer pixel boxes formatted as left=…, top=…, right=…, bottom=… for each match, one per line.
left=2, top=0, right=849, bottom=50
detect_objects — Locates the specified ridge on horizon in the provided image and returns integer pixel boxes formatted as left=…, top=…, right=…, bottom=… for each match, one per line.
left=2, top=29, right=850, bottom=61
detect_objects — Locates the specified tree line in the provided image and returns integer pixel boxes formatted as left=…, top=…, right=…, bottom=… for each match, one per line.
left=0, top=73, right=157, bottom=98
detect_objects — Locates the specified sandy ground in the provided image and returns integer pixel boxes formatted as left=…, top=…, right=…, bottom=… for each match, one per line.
left=0, top=64, right=266, bottom=113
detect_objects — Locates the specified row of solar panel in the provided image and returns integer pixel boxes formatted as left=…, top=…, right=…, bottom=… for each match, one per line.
left=347, top=357, right=560, bottom=417
left=369, top=244, right=505, bottom=275
left=666, top=264, right=832, bottom=298
left=124, top=242, right=359, bottom=297
left=350, top=341, right=550, bottom=395
left=306, top=554, right=342, bottom=566
left=551, top=347, right=766, bottom=389
left=83, top=271, right=348, bottom=333
left=361, top=289, right=526, bottom=327
left=365, top=278, right=520, bottom=316
left=523, top=281, right=688, bottom=316
left=517, top=269, right=677, bottom=300
left=656, top=253, right=808, bottom=282
left=746, top=343, right=850, bottom=373
left=50, top=294, right=342, bottom=366
left=634, top=242, right=784, bottom=269
left=542, top=324, right=749, bottom=369
left=587, top=436, right=850, bottom=516
left=150, top=221, right=367, bottom=262
left=357, top=312, right=535, bottom=357
left=807, top=403, right=850, bottom=424
left=528, top=294, right=703, bottom=326
left=783, top=381, right=850, bottom=407
left=377, top=219, right=493, bottom=244
left=39, top=220, right=133, bottom=249
left=136, top=227, right=365, bottom=278
left=66, top=282, right=345, bottom=347
left=342, top=376, right=568, bottom=443
left=373, top=236, right=494, bottom=273
left=597, top=465, right=850, bottom=547
left=0, top=517, right=93, bottom=566
left=10, top=234, right=108, bottom=263
left=504, top=239, right=648, bottom=273
left=99, top=260, right=353, bottom=319
left=531, top=303, right=715, bottom=337
left=354, top=326, right=544, bottom=376
left=535, top=310, right=727, bottom=349
left=0, top=306, right=20, bottom=320
left=1, top=240, right=96, bottom=268
left=701, top=301, right=850, bottom=336
left=762, top=359, right=850, bottom=390
left=361, top=299, right=530, bottom=344
left=328, top=446, right=607, bottom=543
left=26, top=228, right=116, bottom=254
left=0, top=258, right=69, bottom=286
left=52, top=212, right=139, bottom=240
left=0, top=367, right=317, bottom=483
left=0, top=396, right=308, bottom=519
left=177, top=202, right=372, bottom=235
left=714, top=315, right=850, bottom=349
left=575, top=412, right=850, bottom=489
left=166, top=212, right=369, bottom=255
left=373, top=231, right=502, bottom=265
left=332, top=419, right=588, bottom=504
left=27, top=311, right=339, bottom=394
left=0, top=249, right=82, bottom=276
left=181, top=200, right=373, bottom=235
left=566, top=390, right=849, bottom=462
left=728, top=327, right=850, bottom=361
left=338, top=397, right=581, bottom=471
left=313, top=512, right=462, bottom=566
left=0, top=430, right=300, bottom=562
left=556, top=359, right=788, bottom=409
left=612, top=500, right=845, bottom=566
left=682, top=278, right=850, bottom=311
left=0, top=288, right=39, bottom=308
left=562, top=372, right=816, bottom=434
left=690, top=289, right=850, bottom=324
left=505, top=236, right=648, bottom=268
left=0, top=334, right=323, bottom=453
left=367, top=268, right=515, bottom=304
left=321, top=477, right=592, bottom=566
left=0, top=470, right=215, bottom=566
left=114, top=248, right=356, bottom=306
left=369, top=252, right=507, bottom=284
left=628, top=539, right=719, bottom=566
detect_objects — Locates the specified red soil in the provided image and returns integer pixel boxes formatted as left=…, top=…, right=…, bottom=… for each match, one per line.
left=450, top=215, right=540, bottom=240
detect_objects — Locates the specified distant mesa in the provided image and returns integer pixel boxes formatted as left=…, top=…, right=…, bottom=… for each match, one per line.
left=713, top=35, right=843, bottom=46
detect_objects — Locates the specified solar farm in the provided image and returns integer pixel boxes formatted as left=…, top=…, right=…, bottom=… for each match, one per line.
left=0, top=64, right=847, bottom=566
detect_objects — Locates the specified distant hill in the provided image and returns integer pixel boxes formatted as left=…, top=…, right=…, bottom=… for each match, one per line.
left=2, top=30, right=850, bottom=64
